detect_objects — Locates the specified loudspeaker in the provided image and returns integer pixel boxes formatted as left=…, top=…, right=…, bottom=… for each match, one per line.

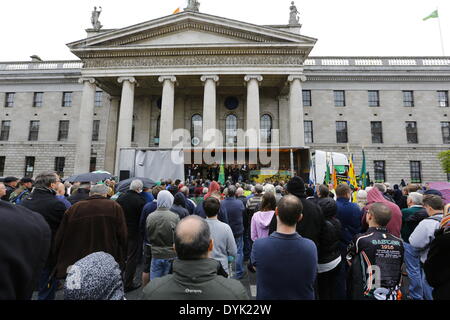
left=120, top=170, right=130, bottom=181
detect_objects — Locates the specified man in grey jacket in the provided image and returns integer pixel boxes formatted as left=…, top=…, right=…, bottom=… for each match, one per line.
left=409, top=194, right=445, bottom=300
left=142, top=215, right=249, bottom=300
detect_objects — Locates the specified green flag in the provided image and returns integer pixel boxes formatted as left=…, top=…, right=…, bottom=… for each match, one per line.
left=324, top=161, right=331, bottom=185
left=360, top=149, right=369, bottom=189
left=423, top=10, right=438, bottom=21
left=218, top=164, right=225, bottom=185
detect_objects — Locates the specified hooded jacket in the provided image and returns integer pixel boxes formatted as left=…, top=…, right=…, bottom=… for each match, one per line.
left=170, top=193, right=189, bottom=220
left=317, top=198, right=342, bottom=265
left=141, top=258, right=249, bottom=300
left=361, top=188, right=402, bottom=238
left=117, top=190, right=147, bottom=237
left=251, top=210, right=275, bottom=241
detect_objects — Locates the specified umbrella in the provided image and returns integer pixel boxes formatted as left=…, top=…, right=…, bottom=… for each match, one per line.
left=116, top=177, right=156, bottom=193
left=428, top=182, right=450, bottom=204
left=66, top=172, right=112, bottom=183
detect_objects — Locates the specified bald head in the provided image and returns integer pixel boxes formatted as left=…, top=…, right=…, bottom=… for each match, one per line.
left=174, top=216, right=211, bottom=260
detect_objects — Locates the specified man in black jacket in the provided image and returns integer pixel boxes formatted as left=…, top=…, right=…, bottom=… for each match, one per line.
left=117, top=179, right=147, bottom=292
left=20, top=171, right=66, bottom=300
left=67, top=182, right=91, bottom=205
left=0, top=200, right=51, bottom=300
left=1, top=176, right=19, bottom=201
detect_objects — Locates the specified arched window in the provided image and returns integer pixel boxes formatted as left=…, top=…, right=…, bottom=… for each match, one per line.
left=226, top=114, right=238, bottom=146
left=191, top=114, right=203, bottom=146
left=261, top=114, right=272, bottom=143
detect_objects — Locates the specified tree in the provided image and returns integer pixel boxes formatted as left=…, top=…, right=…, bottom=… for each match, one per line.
left=438, top=150, right=450, bottom=174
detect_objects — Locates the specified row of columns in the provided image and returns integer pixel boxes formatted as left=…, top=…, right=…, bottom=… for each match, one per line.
left=74, top=74, right=307, bottom=174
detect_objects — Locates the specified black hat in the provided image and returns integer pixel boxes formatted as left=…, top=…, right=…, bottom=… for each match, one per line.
left=424, top=189, right=443, bottom=198
left=20, top=177, right=34, bottom=184
left=286, top=176, right=306, bottom=198
left=3, top=176, right=19, bottom=183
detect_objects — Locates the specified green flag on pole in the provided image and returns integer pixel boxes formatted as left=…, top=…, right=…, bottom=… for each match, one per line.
left=360, top=149, right=369, bottom=189
left=324, top=161, right=331, bottom=185
left=218, top=164, right=225, bottom=185
left=423, top=10, right=438, bottom=21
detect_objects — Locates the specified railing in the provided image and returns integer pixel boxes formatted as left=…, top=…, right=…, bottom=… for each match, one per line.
left=0, top=61, right=83, bottom=71
left=305, top=57, right=450, bottom=67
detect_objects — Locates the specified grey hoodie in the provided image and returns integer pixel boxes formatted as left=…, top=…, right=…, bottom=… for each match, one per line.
left=409, top=214, right=443, bottom=264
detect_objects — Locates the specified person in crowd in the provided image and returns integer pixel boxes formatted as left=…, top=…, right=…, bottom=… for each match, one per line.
left=194, top=187, right=229, bottom=224
left=401, top=192, right=427, bottom=300
left=356, top=190, right=367, bottom=209
left=244, top=184, right=264, bottom=269
left=398, top=184, right=421, bottom=210
left=204, top=181, right=221, bottom=200
left=316, top=197, right=344, bottom=300
left=221, top=185, right=245, bottom=279
left=275, top=185, right=283, bottom=204
left=251, top=192, right=276, bottom=241
left=55, top=181, right=71, bottom=210
left=116, top=180, right=147, bottom=292
left=424, top=204, right=450, bottom=300
left=305, top=187, right=315, bottom=200
left=170, top=192, right=189, bottom=220
left=142, top=215, right=249, bottom=300
left=236, top=187, right=248, bottom=207
left=1, top=176, right=19, bottom=201
left=409, top=194, right=445, bottom=300
left=269, top=177, right=325, bottom=249
left=19, top=171, right=66, bottom=300
left=0, top=195, right=51, bottom=300
left=141, top=186, right=154, bottom=204
left=64, top=252, right=125, bottom=301
left=347, top=203, right=404, bottom=300
left=204, top=197, right=237, bottom=277
left=252, top=195, right=317, bottom=300
left=361, top=187, right=402, bottom=238
left=146, top=190, right=180, bottom=280
left=180, top=186, right=196, bottom=214
left=67, top=182, right=91, bottom=205
left=314, top=184, right=331, bottom=207
left=392, top=184, right=403, bottom=207
left=54, top=184, right=128, bottom=280
left=335, top=184, right=363, bottom=254
left=373, top=183, right=395, bottom=203
left=9, top=177, right=33, bottom=204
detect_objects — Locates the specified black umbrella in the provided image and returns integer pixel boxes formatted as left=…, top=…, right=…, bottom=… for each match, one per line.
left=66, top=172, right=112, bottom=183
left=116, top=177, right=156, bottom=193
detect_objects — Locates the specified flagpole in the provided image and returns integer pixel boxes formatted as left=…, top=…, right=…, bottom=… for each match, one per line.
left=437, top=7, right=446, bottom=56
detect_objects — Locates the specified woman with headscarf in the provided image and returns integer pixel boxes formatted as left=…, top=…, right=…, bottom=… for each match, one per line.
left=64, top=252, right=125, bottom=300
left=204, top=181, right=221, bottom=200
left=356, top=190, right=368, bottom=209
left=171, top=193, right=189, bottom=220
left=194, top=182, right=229, bottom=224
left=146, top=190, right=180, bottom=280
left=361, top=187, right=402, bottom=237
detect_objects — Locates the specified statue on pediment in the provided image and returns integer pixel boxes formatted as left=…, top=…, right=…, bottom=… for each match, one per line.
left=289, top=1, right=300, bottom=25
left=185, top=0, right=200, bottom=12
left=91, top=6, right=103, bottom=31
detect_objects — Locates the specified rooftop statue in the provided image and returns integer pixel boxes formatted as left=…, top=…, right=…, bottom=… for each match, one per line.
left=185, top=0, right=200, bottom=12
left=91, top=6, right=103, bottom=31
left=289, top=1, right=300, bottom=25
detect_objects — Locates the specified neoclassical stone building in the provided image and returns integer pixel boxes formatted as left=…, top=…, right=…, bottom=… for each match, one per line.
left=0, top=7, right=449, bottom=183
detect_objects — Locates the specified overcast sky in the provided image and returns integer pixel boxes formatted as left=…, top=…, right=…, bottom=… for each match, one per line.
left=1, top=0, right=448, bottom=61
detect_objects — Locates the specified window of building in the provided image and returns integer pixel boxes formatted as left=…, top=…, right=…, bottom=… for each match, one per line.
left=28, top=121, right=40, bottom=141
left=24, top=157, right=35, bottom=178
left=438, top=91, right=449, bottom=107
left=62, top=92, right=72, bottom=107
left=406, top=121, right=418, bottom=144
left=225, top=114, right=238, bottom=145
left=33, top=92, right=43, bottom=107
left=0, top=120, right=11, bottom=141
left=368, top=90, right=380, bottom=107
left=374, top=161, right=386, bottom=183
left=260, top=114, right=272, bottom=143
left=54, top=157, right=65, bottom=177
left=5, top=93, right=15, bottom=108
left=303, top=90, right=311, bottom=107
left=90, top=157, right=97, bottom=172
left=0, top=156, right=5, bottom=176
left=371, top=121, right=383, bottom=143
left=304, top=120, right=313, bottom=144
left=410, top=161, right=422, bottom=183
left=92, top=120, right=100, bottom=142
left=95, top=91, right=103, bottom=107
left=191, top=114, right=203, bottom=146
left=403, top=91, right=414, bottom=107
left=58, top=120, right=69, bottom=141
left=442, top=122, right=450, bottom=144
left=131, top=116, right=136, bottom=143
left=155, top=115, right=161, bottom=145
left=334, top=90, right=346, bottom=107
left=336, top=121, right=348, bottom=143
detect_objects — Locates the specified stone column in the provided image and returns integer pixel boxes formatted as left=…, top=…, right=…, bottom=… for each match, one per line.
left=244, top=75, right=263, bottom=148
left=74, top=77, right=96, bottom=174
left=201, top=75, right=219, bottom=147
left=104, top=96, right=120, bottom=174
left=288, top=75, right=307, bottom=147
left=115, top=77, right=137, bottom=174
left=158, top=76, right=177, bottom=148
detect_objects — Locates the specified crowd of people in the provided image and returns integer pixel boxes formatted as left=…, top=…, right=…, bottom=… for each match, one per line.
left=0, top=172, right=449, bottom=300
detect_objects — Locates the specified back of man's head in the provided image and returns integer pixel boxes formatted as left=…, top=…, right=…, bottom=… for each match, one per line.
left=255, top=184, right=263, bottom=194
left=318, top=184, right=330, bottom=198
left=408, top=192, right=423, bottom=206
left=335, top=184, right=351, bottom=198
left=180, top=186, right=189, bottom=196
left=130, top=179, right=143, bottom=192
left=369, top=202, right=392, bottom=227
left=227, top=185, right=236, bottom=197
left=276, top=195, right=303, bottom=227
left=34, top=171, right=57, bottom=188
left=90, top=184, right=109, bottom=197
left=423, top=194, right=444, bottom=211
left=236, top=187, right=244, bottom=197
left=204, top=197, right=220, bottom=218
left=174, top=216, right=211, bottom=260
left=374, top=183, right=387, bottom=194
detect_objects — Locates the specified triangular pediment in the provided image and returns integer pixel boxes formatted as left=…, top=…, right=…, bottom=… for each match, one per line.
left=68, top=11, right=317, bottom=50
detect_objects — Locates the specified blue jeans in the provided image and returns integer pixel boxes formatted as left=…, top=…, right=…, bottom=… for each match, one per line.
left=421, top=265, right=434, bottom=300
left=234, top=236, right=244, bottom=279
left=243, top=228, right=253, bottom=261
left=150, top=258, right=173, bottom=280
left=404, top=243, right=423, bottom=300
left=37, top=267, right=58, bottom=300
